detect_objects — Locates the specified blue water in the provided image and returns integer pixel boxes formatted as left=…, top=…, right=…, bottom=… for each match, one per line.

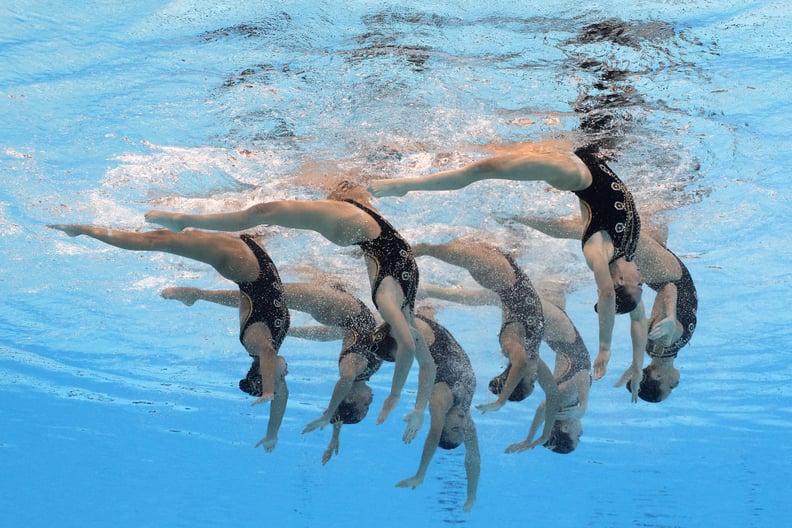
left=2, top=1, right=790, bottom=527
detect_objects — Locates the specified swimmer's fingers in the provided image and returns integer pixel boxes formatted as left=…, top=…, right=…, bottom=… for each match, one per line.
left=255, top=435, right=277, bottom=452
left=402, top=410, right=425, bottom=443
left=251, top=393, right=274, bottom=406
left=377, top=394, right=400, bottom=424
left=475, top=400, right=504, bottom=414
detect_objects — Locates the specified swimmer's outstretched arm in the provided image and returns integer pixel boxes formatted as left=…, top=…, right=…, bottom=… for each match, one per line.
left=396, top=384, right=451, bottom=488
left=462, top=421, right=480, bottom=513
left=505, top=402, right=545, bottom=454
left=648, top=282, right=680, bottom=345
left=321, top=421, right=343, bottom=465
left=533, top=358, right=561, bottom=445
left=616, top=301, right=648, bottom=402
left=254, top=370, right=289, bottom=453
left=303, top=353, right=365, bottom=434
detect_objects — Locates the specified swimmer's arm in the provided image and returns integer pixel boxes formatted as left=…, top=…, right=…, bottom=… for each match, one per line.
left=629, top=301, right=648, bottom=369
left=255, top=372, right=288, bottom=453
left=527, top=401, right=546, bottom=442
left=287, top=325, right=346, bottom=341
left=418, top=283, right=500, bottom=306
left=649, top=283, right=680, bottom=344
left=313, top=354, right=363, bottom=428
left=495, top=351, right=529, bottom=407
left=617, top=301, right=648, bottom=402
left=505, top=401, right=545, bottom=453
left=534, top=358, right=561, bottom=446
left=397, top=385, right=451, bottom=488
left=573, top=372, right=591, bottom=414
left=322, top=421, right=343, bottom=465
left=585, top=245, right=616, bottom=379
left=462, top=420, right=481, bottom=512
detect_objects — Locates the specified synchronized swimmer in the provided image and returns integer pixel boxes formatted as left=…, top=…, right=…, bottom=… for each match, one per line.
left=49, top=138, right=697, bottom=512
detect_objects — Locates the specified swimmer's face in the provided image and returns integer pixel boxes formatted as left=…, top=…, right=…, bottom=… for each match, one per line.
left=614, top=260, right=643, bottom=291
left=560, top=418, right=583, bottom=441
left=347, top=384, right=374, bottom=413
left=648, top=365, right=680, bottom=398
left=441, top=406, right=468, bottom=446
left=621, top=284, right=643, bottom=306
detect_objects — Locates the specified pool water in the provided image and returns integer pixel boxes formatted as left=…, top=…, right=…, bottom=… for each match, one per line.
left=1, top=1, right=790, bottom=527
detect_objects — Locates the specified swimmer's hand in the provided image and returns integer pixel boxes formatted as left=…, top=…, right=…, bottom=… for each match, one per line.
left=593, top=347, right=611, bottom=380
left=463, top=496, right=476, bottom=513
left=505, top=439, right=535, bottom=454
left=396, top=474, right=424, bottom=489
left=251, top=393, right=274, bottom=406
left=377, top=394, right=400, bottom=424
left=649, top=316, right=677, bottom=346
left=402, top=410, right=424, bottom=444
left=322, top=438, right=339, bottom=465
left=475, top=399, right=505, bottom=414
left=616, top=364, right=642, bottom=403
left=255, top=435, right=277, bottom=453
left=303, top=414, right=332, bottom=434
left=368, top=179, right=407, bottom=198
left=144, top=210, right=185, bottom=231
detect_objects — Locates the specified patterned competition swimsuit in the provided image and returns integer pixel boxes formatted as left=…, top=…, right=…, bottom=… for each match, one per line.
left=572, top=145, right=641, bottom=263
left=496, top=252, right=545, bottom=360
left=235, top=235, right=290, bottom=352
left=337, top=296, right=384, bottom=382
left=343, top=199, right=419, bottom=310
left=416, top=315, right=476, bottom=410
left=646, top=252, right=698, bottom=358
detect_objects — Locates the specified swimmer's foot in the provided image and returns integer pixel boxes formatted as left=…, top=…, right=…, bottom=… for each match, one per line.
left=144, top=210, right=185, bottom=231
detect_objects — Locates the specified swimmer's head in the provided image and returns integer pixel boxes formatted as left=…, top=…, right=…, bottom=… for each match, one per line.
left=328, top=179, right=373, bottom=206
left=239, top=356, right=287, bottom=397
left=239, top=357, right=263, bottom=397
left=488, top=364, right=534, bottom=402
left=334, top=384, right=374, bottom=424
left=369, top=322, right=397, bottom=362
left=626, top=363, right=680, bottom=403
left=595, top=259, right=643, bottom=314
left=543, top=419, right=583, bottom=454
left=593, top=284, right=642, bottom=315
left=438, top=406, right=469, bottom=450
left=615, top=284, right=641, bottom=313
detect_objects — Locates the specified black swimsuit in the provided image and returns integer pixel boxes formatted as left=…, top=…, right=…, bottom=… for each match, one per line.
left=573, top=145, right=641, bottom=263
left=416, top=315, right=476, bottom=410
left=235, top=235, right=290, bottom=351
left=337, top=297, right=384, bottom=382
left=544, top=304, right=592, bottom=412
left=646, top=252, right=698, bottom=358
left=343, top=199, right=419, bottom=310
left=496, top=252, right=545, bottom=360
